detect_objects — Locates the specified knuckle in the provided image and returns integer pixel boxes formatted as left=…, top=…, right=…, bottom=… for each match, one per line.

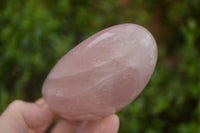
left=9, top=100, right=25, bottom=109
left=2, top=100, right=26, bottom=117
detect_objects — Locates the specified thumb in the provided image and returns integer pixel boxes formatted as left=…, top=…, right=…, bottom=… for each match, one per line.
left=0, top=99, right=56, bottom=133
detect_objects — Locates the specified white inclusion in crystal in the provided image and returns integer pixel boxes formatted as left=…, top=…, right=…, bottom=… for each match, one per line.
left=87, top=32, right=114, bottom=48
left=141, top=34, right=151, bottom=47
left=55, top=90, right=64, bottom=97
left=94, top=60, right=109, bottom=67
left=149, top=53, right=155, bottom=65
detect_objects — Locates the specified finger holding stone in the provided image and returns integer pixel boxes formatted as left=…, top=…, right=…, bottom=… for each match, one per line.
left=0, top=100, right=56, bottom=133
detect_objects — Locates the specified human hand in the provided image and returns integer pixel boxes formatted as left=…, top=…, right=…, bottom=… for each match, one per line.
left=0, top=99, right=119, bottom=133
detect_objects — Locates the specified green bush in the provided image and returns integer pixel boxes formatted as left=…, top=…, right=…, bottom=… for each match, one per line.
left=0, top=0, right=200, bottom=132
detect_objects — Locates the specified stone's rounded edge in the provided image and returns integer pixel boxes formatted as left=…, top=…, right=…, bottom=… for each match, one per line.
left=125, top=23, right=158, bottom=74
left=116, top=23, right=158, bottom=51
left=107, top=23, right=158, bottom=62
left=115, top=23, right=154, bottom=37
left=130, top=23, right=158, bottom=61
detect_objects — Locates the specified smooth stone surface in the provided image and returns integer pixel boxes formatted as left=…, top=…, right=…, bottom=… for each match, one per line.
left=42, top=24, right=157, bottom=121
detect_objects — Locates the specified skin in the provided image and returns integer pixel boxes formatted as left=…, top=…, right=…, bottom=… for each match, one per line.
left=0, top=99, right=119, bottom=133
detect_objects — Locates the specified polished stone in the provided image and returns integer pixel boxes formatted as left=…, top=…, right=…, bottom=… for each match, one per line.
left=42, top=24, right=158, bottom=121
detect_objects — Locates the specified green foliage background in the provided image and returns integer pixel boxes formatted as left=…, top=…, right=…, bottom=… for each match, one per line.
left=0, top=0, right=200, bottom=132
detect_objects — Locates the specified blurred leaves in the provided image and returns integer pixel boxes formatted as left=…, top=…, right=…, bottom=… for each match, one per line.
left=0, top=0, right=200, bottom=133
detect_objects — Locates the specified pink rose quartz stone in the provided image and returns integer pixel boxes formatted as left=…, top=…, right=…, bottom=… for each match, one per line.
left=42, top=24, right=157, bottom=121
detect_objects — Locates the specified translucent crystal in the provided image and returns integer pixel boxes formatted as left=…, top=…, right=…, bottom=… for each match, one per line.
left=42, top=24, right=158, bottom=121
